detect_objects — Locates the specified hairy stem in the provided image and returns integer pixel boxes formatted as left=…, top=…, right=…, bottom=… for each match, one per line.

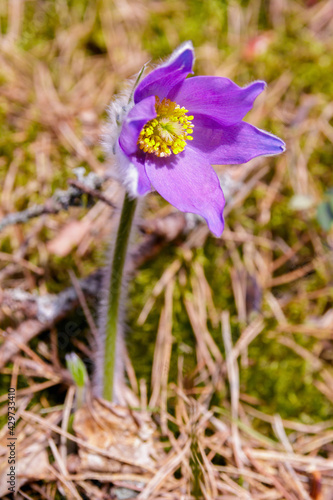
left=103, top=192, right=137, bottom=401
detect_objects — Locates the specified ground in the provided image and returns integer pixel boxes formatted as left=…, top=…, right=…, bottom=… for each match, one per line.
left=0, top=0, right=333, bottom=498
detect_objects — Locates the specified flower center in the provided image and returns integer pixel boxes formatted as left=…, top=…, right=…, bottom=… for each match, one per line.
left=137, top=97, right=194, bottom=157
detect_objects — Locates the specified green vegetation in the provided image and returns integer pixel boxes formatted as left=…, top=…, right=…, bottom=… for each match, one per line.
left=1, top=0, right=333, bottom=496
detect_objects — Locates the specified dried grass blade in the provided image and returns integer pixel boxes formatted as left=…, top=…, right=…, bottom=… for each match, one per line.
left=221, top=311, right=247, bottom=467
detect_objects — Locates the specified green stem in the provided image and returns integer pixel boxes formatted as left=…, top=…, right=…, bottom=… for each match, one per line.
left=103, top=192, right=137, bottom=401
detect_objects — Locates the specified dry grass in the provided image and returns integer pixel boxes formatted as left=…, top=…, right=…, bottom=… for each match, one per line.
left=1, top=0, right=333, bottom=498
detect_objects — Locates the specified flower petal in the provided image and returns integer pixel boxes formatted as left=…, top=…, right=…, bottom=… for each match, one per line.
left=168, top=76, right=265, bottom=125
left=134, top=41, right=194, bottom=104
left=130, top=150, right=152, bottom=195
left=190, top=114, right=285, bottom=164
left=119, top=96, right=156, bottom=156
left=116, top=143, right=151, bottom=196
left=144, top=146, right=225, bottom=236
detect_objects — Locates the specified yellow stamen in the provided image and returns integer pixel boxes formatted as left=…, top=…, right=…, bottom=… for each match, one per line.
left=137, top=96, right=194, bottom=157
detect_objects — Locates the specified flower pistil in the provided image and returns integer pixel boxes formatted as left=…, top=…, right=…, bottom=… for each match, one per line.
left=138, top=96, right=194, bottom=157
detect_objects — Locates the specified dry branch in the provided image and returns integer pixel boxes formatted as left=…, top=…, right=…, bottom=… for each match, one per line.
left=0, top=168, right=110, bottom=232
left=0, top=270, right=103, bottom=369
left=0, top=213, right=189, bottom=367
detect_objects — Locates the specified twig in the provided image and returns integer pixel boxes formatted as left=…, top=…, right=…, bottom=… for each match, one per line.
left=0, top=271, right=103, bottom=369
left=0, top=211, right=190, bottom=368
left=60, top=385, right=76, bottom=466
left=221, top=311, right=247, bottom=468
left=68, top=270, right=99, bottom=345
left=0, top=202, right=62, bottom=232
left=68, top=178, right=116, bottom=209
left=0, top=168, right=111, bottom=232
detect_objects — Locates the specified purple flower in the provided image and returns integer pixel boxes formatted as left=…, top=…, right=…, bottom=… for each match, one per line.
left=105, top=41, right=285, bottom=237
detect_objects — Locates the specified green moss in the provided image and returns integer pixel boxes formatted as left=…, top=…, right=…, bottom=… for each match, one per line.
left=1, top=0, right=333, bottom=446
left=243, top=334, right=332, bottom=421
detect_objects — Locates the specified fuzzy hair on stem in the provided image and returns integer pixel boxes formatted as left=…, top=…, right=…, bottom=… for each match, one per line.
left=94, top=193, right=140, bottom=403
left=101, top=66, right=149, bottom=198
left=96, top=68, right=149, bottom=402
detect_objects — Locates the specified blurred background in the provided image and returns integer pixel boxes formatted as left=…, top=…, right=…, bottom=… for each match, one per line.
left=1, top=0, right=333, bottom=498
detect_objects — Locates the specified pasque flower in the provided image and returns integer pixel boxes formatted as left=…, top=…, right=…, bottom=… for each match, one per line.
left=105, top=41, right=285, bottom=237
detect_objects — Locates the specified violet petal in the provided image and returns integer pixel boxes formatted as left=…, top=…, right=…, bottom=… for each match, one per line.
left=134, top=41, right=194, bottom=104
left=190, top=114, right=285, bottom=164
left=116, top=143, right=151, bottom=196
left=118, top=96, right=156, bottom=156
left=130, top=150, right=152, bottom=195
left=168, top=76, right=265, bottom=125
left=144, top=146, right=225, bottom=236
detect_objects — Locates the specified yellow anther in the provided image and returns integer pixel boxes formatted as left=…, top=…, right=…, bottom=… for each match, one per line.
left=137, top=96, right=194, bottom=157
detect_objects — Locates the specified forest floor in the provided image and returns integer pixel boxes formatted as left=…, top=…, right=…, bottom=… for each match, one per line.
left=1, top=0, right=333, bottom=498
